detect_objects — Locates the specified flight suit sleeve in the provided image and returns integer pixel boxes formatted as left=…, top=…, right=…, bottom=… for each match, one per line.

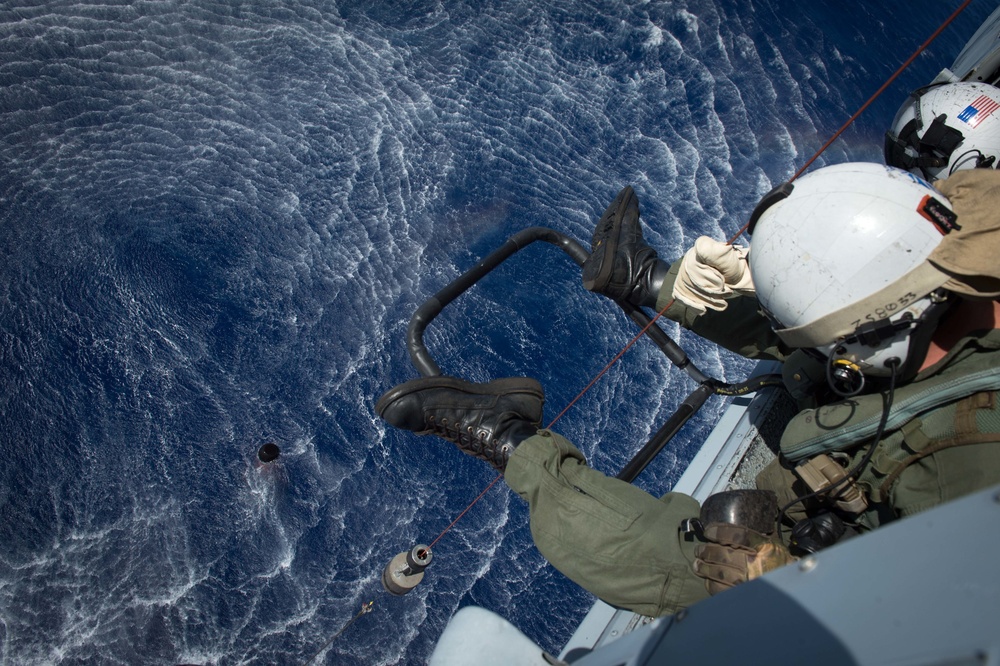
left=655, top=257, right=790, bottom=361
left=504, top=430, right=711, bottom=617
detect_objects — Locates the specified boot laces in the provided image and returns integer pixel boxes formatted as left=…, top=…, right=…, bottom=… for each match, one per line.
left=426, top=414, right=509, bottom=463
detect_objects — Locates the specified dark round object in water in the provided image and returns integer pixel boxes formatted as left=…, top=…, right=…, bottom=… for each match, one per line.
left=257, top=442, right=281, bottom=463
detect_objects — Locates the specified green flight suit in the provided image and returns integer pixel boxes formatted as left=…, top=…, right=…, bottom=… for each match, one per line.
left=502, top=170, right=1000, bottom=617
left=504, top=325, right=1000, bottom=618
left=504, top=430, right=712, bottom=617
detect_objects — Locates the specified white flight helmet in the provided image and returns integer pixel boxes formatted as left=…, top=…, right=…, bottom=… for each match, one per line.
left=748, top=163, right=958, bottom=395
left=884, top=81, right=1000, bottom=181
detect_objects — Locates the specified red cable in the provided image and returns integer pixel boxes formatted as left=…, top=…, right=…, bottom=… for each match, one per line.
left=426, top=474, right=503, bottom=551
left=792, top=0, right=973, bottom=182
left=423, top=0, right=973, bottom=549
left=546, top=298, right=676, bottom=429
left=731, top=0, right=973, bottom=241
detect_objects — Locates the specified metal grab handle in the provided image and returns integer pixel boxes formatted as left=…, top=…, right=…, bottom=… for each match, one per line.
left=407, top=227, right=588, bottom=377
left=402, top=224, right=746, bottom=484
left=406, top=226, right=709, bottom=383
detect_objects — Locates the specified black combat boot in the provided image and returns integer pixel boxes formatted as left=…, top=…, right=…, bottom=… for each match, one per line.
left=581, top=185, right=668, bottom=309
left=376, top=376, right=544, bottom=473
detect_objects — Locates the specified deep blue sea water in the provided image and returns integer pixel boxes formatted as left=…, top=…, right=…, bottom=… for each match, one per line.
left=0, top=1, right=993, bottom=664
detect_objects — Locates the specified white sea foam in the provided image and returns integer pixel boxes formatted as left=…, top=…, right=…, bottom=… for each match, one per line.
left=1, top=1, right=992, bottom=664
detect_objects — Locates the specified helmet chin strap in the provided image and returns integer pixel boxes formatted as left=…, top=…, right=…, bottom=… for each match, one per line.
left=896, top=292, right=957, bottom=379
left=920, top=297, right=1000, bottom=370
left=824, top=291, right=956, bottom=397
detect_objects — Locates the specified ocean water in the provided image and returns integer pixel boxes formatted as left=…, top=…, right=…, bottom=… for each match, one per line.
left=0, top=1, right=992, bottom=664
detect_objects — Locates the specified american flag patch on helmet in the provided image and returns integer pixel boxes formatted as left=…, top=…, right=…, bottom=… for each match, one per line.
left=957, top=95, right=1000, bottom=129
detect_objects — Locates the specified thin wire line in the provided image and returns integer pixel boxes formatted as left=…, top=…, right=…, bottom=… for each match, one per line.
left=415, top=0, right=974, bottom=555
left=791, top=0, right=973, bottom=182
left=546, top=298, right=676, bottom=429
left=426, top=474, right=504, bottom=551
left=730, top=0, right=974, bottom=241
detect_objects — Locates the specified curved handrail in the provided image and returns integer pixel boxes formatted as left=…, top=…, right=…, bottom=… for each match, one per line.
left=403, top=225, right=782, bottom=483
left=408, top=227, right=587, bottom=376
left=406, top=226, right=710, bottom=383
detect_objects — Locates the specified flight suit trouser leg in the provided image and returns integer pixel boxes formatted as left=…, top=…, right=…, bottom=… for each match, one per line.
left=504, top=430, right=710, bottom=617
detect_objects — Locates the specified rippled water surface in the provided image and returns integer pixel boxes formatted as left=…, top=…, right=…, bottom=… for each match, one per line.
left=0, top=1, right=992, bottom=663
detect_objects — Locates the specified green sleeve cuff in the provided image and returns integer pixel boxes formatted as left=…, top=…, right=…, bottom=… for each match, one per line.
left=654, top=258, right=790, bottom=361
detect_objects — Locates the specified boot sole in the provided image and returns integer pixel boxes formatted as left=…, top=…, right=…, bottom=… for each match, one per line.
left=583, top=185, right=636, bottom=291
left=375, top=375, right=544, bottom=417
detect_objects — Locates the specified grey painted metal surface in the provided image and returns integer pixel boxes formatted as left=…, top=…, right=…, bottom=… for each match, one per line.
left=946, top=3, right=1000, bottom=84
left=567, top=482, right=1000, bottom=666
left=432, top=483, right=1000, bottom=666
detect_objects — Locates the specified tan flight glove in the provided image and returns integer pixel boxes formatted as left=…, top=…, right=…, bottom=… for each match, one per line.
left=672, top=236, right=755, bottom=314
left=692, top=523, right=796, bottom=596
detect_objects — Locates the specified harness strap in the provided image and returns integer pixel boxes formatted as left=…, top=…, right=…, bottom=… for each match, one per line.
left=877, top=390, right=998, bottom=500
left=877, top=432, right=999, bottom=500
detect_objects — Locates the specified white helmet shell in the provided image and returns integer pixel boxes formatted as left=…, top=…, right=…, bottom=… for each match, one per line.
left=885, top=81, right=1000, bottom=181
left=750, top=163, right=955, bottom=379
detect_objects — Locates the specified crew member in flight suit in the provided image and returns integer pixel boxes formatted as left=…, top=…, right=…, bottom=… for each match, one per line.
left=376, top=163, right=1000, bottom=617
